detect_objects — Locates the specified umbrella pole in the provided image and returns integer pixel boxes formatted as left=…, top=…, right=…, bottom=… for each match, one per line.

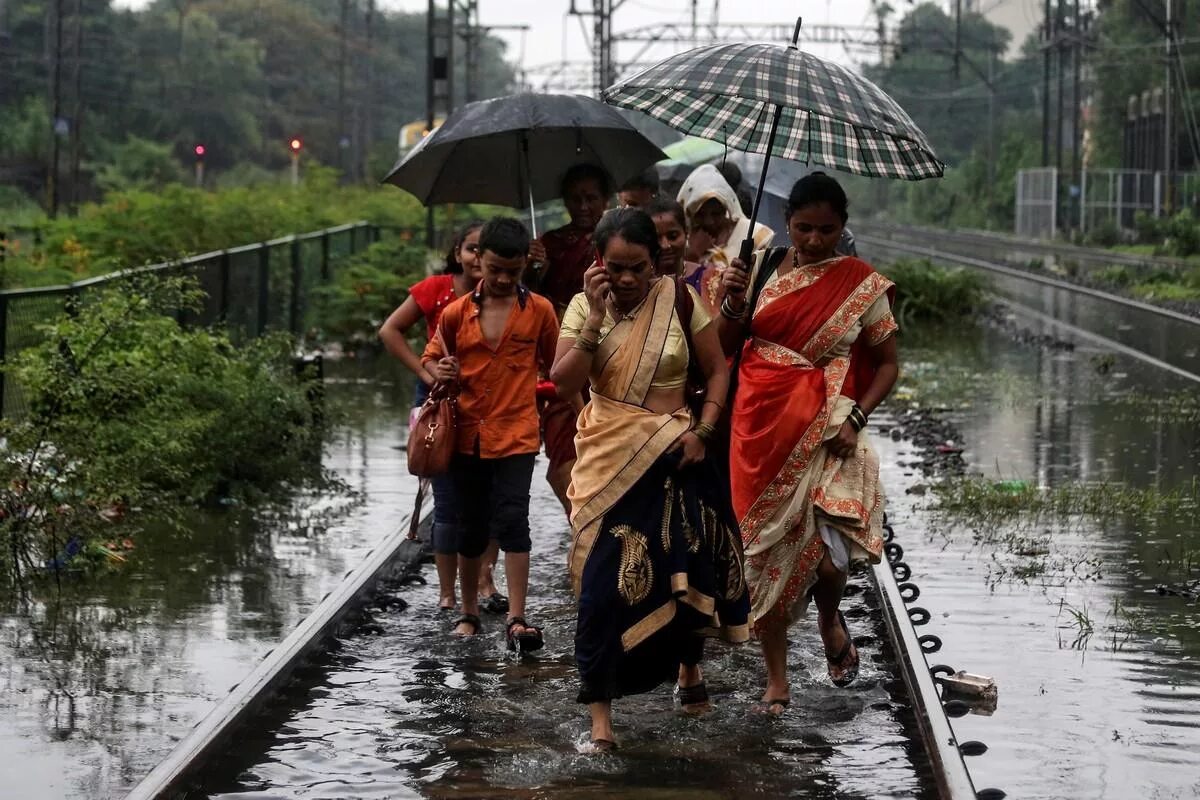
left=738, top=104, right=784, bottom=265
left=522, top=135, right=538, bottom=238
left=738, top=17, right=802, bottom=265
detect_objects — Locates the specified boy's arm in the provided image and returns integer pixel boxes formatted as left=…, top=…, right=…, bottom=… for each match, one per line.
left=421, top=306, right=454, bottom=368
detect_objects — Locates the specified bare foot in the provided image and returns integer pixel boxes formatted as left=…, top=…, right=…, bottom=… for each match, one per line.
left=454, top=614, right=480, bottom=636
left=438, top=595, right=456, bottom=611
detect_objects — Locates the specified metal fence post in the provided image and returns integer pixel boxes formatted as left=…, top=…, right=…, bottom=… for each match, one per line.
left=289, top=237, right=302, bottom=335
left=257, top=243, right=270, bottom=335
left=320, top=232, right=330, bottom=282
left=218, top=251, right=231, bottom=324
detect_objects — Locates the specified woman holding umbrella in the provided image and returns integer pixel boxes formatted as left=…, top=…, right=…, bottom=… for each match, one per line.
left=718, top=173, right=898, bottom=712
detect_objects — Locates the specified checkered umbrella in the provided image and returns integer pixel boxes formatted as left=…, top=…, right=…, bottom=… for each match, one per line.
left=603, top=19, right=942, bottom=260
left=602, top=29, right=942, bottom=181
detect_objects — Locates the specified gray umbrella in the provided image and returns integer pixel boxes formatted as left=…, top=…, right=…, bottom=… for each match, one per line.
left=383, top=93, right=667, bottom=235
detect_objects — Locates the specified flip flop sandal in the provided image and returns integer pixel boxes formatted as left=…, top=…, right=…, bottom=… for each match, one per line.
left=453, top=613, right=481, bottom=636
left=506, top=616, right=545, bottom=653
left=480, top=592, right=509, bottom=614
left=677, top=682, right=710, bottom=711
left=826, top=610, right=860, bottom=688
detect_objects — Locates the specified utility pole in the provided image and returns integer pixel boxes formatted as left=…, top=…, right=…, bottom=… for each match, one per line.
left=1055, top=0, right=1065, bottom=181
left=48, top=0, right=64, bottom=218
left=1042, top=0, right=1051, bottom=166
left=691, top=0, right=698, bottom=48
left=426, top=1, right=454, bottom=247
left=362, top=0, right=375, bottom=183
left=1072, top=0, right=1083, bottom=227
left=337, top=0, right=350, bottom=179
left=69, top=0, right=83, bottom=210
left=953, top=0, right=961, bottom=81
left=1164, top=0, right=1174, bottom=213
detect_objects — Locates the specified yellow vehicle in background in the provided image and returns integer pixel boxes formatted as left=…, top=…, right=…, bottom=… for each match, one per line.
left=398, top=118, right=445, bottom=153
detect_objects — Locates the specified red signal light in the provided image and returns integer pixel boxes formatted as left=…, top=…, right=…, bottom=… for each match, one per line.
left=194, top=145, right=206, bottom=158
left=289, top=138, right=302, bottom=152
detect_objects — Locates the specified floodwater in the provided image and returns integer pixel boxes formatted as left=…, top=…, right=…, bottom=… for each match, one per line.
left=197, top=459, right=935, bottom=800
left=6, top=301, right=1200, bottom=799
left=887, top=316, right=1200, bottom=800
left=0, top=357, right=419, bottom=800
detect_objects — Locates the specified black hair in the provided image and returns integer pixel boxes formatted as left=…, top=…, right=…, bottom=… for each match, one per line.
left=478, top=216, right=530, bottom=259
left=561, top=163, right=613, bottom=198
left=620, top=167, right=660, bottom=195
left=645, top=197, right=687, bottom=230
left=785, top=171, right=849, bottom=223
left=442, top=220, right=485, bottom=274
left=594, top=207, right=661, bottom=263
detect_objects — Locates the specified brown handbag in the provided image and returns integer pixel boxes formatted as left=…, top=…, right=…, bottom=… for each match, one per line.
left=407, top=313, right=459, bottom=477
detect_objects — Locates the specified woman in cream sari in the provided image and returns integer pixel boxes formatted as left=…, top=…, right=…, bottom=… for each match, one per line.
left=718, top=173, right=899, bottom=714
left=551, top=208, right=750, bottom=751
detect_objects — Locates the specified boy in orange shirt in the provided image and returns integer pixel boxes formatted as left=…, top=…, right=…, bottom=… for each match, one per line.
left=423, top=218, right=559, bottom=650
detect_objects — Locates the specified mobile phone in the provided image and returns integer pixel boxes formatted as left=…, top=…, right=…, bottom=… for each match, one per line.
left=595, top=247, right=605, bottom=269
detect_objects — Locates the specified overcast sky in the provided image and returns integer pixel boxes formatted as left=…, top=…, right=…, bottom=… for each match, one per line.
left=114, top=0, right=886, bottom=81
left=388, top=1, right=880, bottom=77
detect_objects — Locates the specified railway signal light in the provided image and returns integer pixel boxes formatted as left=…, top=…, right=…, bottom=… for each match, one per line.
left=193, top=144, right=206, bottom=187
left=289, top=138, right=303, bottom=186
left=289, top=138, right=303, bottom=152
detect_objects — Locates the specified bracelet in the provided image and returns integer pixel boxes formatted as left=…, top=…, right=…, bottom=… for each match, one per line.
left=692, top=422, right=717, bottom=443
left=720, top=296, right=747, bottom=321
left=847, top=404, right=868, bottom=432
left=573, top=337, right=599, bottom=354
left=703, top=399, right=724, bottom=412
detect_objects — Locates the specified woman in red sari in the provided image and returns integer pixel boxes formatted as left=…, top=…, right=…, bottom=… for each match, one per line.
left=718, top=173, right=899, bottom=714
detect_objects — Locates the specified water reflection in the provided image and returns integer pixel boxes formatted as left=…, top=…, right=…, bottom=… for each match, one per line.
left=0, top=356, right=417, bottom=800
left=896, top=322, right=1200, bottom=799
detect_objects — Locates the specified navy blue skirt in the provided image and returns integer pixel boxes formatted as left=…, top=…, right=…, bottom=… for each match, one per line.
left=575, top=450, right=750, bottom=704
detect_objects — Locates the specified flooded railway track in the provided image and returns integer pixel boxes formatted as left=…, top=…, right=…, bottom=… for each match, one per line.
left=123, top=463, right=998, bottom=800
left=858, top=227, right=1200, bottom=385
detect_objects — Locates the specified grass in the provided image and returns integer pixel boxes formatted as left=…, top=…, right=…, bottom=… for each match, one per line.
left=932, top=476, right=1200, bottom=522
left=879, top=258, right=991, bottom=327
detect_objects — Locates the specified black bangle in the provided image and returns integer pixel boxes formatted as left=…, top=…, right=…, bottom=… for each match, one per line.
left=848, top=404, right=868, bottom=432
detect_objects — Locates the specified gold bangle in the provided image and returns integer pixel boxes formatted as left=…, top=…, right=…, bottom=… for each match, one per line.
left=692, top=422, right=717, bottom=443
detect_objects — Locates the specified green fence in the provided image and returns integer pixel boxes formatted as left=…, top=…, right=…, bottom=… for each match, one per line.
left=0, top=221, right=380, bottom=418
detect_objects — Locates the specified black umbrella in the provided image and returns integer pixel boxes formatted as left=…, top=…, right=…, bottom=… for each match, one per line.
left=383, top=92, right=667, bottom=236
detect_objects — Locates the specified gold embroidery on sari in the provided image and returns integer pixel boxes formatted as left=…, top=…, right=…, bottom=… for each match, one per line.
left=802, top=273, right=894, bottom=363
left=613, top=525, right=653, bottom=605
left=661, top=478, right=675, bottom=553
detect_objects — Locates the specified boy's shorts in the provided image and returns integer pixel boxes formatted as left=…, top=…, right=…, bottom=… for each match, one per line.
left=450, top=452, right=536, bottom=559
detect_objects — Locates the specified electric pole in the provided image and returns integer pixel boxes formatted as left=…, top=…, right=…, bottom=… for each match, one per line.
left=48, top=0, right=64, bottom=218
left=1042, top=0, right=1051, bottom=167
left=1164, top=0, right=1175, bottom=213
left=337, top=0, right=350, bottom=179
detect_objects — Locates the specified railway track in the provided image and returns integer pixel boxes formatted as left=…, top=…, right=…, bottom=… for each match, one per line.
left=859, top=227, right=1200, bottom=386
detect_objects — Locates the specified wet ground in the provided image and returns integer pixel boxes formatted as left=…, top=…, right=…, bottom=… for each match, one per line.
left=887, top=316, right=1200, bottom=800
left=196, top=455, right=935, bottom=800
left=0, top=357, right=418, bottom=800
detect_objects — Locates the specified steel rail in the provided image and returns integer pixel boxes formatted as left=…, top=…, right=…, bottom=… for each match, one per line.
left=857, top=232, right=1200, bottom=328
left=863, top=235, right=1200, bottom=385
left=125, top=510, right=431, bottom=800
left=869, top=535, right=984, bottom=800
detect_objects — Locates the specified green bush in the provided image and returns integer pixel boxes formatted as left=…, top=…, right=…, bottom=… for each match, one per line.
left=0, top=276, right=324, bottom=584
left=309, top=237, right=430, bottom=347
left=881, top=258, right=990, bottom=326
left=5, top=167, right=427, bottom=289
